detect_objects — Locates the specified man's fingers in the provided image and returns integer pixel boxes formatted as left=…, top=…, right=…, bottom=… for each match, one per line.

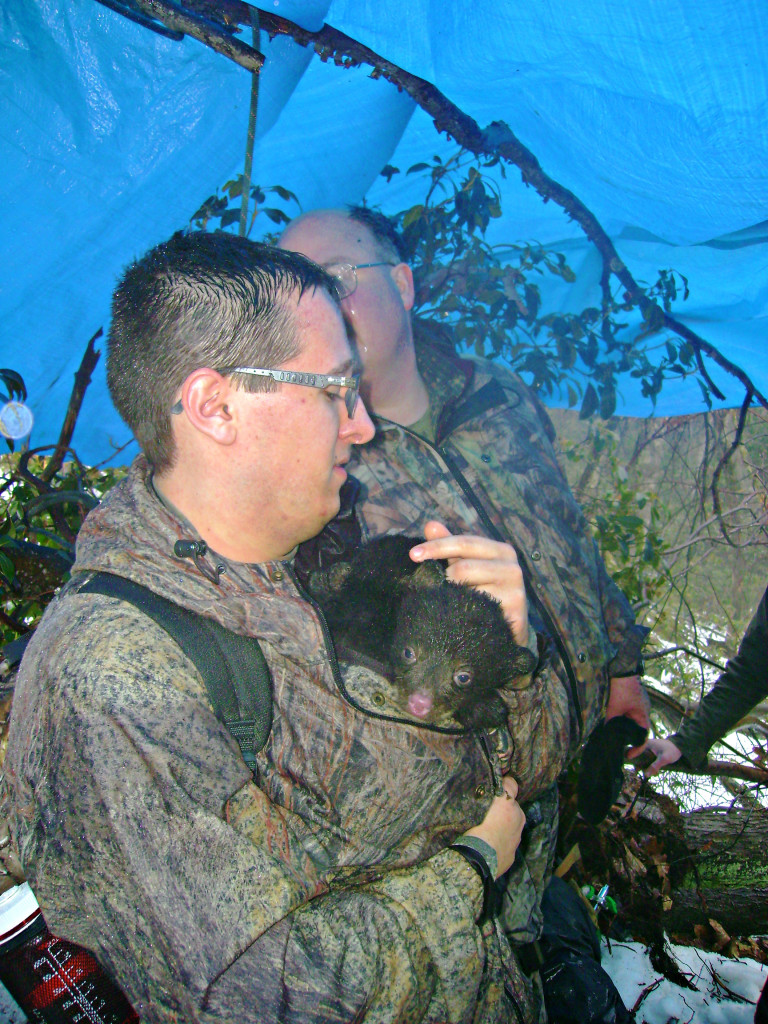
left=410, top=522, right=529, bottom=645
left=501, top=776, right=519, bottom=800
left=422, top=520, right=452, bottom=542
left=411, top=537, right=516, bottom=566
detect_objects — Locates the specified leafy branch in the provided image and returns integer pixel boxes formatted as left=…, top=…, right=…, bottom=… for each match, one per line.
left=0, top=339, right=126, bottom=643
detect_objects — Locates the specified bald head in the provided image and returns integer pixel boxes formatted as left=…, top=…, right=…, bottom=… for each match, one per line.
left=280, top=209, right=382, bottom=267
left=280, top=208, right=428, bottom=424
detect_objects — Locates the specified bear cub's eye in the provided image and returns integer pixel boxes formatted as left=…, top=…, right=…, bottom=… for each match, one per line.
left=453, top=670, right=473, bottom=687
left=402, top=647, right=417, bottom=663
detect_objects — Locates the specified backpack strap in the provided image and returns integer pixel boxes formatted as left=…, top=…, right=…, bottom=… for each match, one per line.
left=76, top=571, right=272, bottom=773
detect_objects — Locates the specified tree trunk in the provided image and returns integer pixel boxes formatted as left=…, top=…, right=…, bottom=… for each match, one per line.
left=663, top=886, right=768, bottom=936
left=661, top=807, right=768, bottom=936
left=682, top=807, right=768, bottom=863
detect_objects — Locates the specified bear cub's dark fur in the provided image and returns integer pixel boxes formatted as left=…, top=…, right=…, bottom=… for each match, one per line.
left=307, top=535, right=536, bottom=731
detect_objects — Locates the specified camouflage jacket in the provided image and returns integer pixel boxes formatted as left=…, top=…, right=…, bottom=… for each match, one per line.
left=4, top=458, right=540, bottom=1024
left=349, top=333, right=648, bottom=799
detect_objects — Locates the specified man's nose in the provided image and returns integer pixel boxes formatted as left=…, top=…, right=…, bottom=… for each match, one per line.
left=344, top=396, right=375, bottom=444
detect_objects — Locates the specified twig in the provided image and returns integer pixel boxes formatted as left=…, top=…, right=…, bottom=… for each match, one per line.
left=629, top=975, right=663, bottom=1019
left=710, top=390, right=754, bottom=545
left=41, top=329, right=102, bottom=483
left=644, top=648, right=726, bottom=672
left=706, top=961, right=753, bottom=1004
left=662, top=498, right=766, bottom=555
left=0, top=606, right=28, bottom=636
left=93, top=0, right=184, bottom=38
left=91, top=438, right=136, bottom=471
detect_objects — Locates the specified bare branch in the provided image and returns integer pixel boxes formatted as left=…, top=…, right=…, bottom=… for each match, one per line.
left=125, top=0, right=265, bottom=71
left=663, top=495, right=765, bottom=556
left=687, top=758, right=768, bottom=785
left=710, top=390, right=754, bottom=544
left=41, top=329, right=103, bottom=483
left=645, top=649, right=726, bottom=673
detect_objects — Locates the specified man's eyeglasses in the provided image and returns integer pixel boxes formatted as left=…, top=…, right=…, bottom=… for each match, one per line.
left=218, top=366, right=361, bottom=418
left=324, top=262, right=395, bottom=300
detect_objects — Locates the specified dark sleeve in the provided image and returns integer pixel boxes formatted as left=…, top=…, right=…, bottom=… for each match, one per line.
left=671, top=586, right=768, bottom=769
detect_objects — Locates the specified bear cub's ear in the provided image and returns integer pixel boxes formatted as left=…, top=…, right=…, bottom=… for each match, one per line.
left=403, top=559, right=446, bottom=590
left=307, top=560, right=353, bottom=599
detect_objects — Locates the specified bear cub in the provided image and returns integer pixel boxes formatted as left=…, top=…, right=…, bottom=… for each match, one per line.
left=307, top=535, right=536, bottom=731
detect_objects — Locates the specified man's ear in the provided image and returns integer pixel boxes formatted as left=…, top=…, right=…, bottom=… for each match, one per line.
left=179, top=369, right=237, bottom=446
left=391, top=263, right=415, bottom=312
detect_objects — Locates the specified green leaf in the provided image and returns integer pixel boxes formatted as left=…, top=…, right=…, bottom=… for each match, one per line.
left=223, top=176, right=245, bottom=199
left=402, top=205, right=425, bottom=228
left=264, top=208, right=289, bottom=224
left=271, top=185, right=298, bottom=202
left=0, top=369, right=27, bottom=402
left=0, top=550, right=16, bottom=584
left=617, top=515, right=644, bottom=529
left=579, top=384, right=599, bottom=419
left=599, top=386, right=616, bottom=419
left=220, top=209, right=240, bottom=228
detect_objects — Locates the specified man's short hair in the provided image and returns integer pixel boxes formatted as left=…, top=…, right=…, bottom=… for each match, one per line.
left=346, top=206, right=408, bottom=263
left=107, top=230, right=337, bottom=470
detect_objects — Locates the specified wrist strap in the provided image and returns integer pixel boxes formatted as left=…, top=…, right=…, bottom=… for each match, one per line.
left=451, top=841, right=497, bottom=924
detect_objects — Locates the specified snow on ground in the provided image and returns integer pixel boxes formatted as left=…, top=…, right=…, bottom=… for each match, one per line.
left=603, top=939, right=767, bottom=1024
left=0, top=980, right=26, bottom=1023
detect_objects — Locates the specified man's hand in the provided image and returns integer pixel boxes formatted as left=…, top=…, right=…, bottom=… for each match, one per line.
left=605, top=674, right=651, bottom=757
left=408, top=521, right=529, bottom=648
left=463, top=777, right=526, bottom=878
left=640, top=737, right=683, bottom=776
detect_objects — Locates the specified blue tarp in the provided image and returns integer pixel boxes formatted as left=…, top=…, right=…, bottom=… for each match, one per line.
left=2, top=1, right=767, bottom=463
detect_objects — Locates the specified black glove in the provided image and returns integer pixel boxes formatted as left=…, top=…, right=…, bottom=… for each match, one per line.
left=577, top=715, right=648, bottom=826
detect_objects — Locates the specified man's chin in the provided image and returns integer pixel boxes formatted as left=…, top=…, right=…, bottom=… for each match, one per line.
left=318, top=491, right=343, bottom=531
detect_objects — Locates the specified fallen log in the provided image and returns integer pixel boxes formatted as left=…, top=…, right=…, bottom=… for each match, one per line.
left=682, top=806, right=768, bottom=864
left=664, top=886, right=768, bottom=937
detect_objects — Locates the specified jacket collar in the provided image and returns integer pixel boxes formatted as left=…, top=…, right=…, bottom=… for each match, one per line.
left=412, top=318, right=511, bottom=442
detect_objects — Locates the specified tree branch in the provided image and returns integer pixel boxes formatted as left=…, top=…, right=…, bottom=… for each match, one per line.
left=125, top=0, right=264, bottom=71
left=685, top=758, right=768, bottom=785
left=41, top=329, right=103, bottom=483
left=710, top=390, right=754, bottom=544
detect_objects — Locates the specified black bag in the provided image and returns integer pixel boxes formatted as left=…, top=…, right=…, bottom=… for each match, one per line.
left=577, top=715, right=648, bottom=825
left=538, top=876, right=630, bottom=1024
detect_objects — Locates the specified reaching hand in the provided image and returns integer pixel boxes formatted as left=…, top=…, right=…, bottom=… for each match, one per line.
left=639, top=736, right=683, bottom=776
left=408, top=521, right=529, bottom=648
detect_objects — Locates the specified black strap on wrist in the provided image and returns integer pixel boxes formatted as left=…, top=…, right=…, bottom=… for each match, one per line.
left=451, top=842, right=497, bottom=925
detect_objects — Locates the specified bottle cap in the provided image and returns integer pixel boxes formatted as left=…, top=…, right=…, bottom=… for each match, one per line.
left=0, top=401, right=34, bottom=440
left=0, top=883, right=41, bottom=946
